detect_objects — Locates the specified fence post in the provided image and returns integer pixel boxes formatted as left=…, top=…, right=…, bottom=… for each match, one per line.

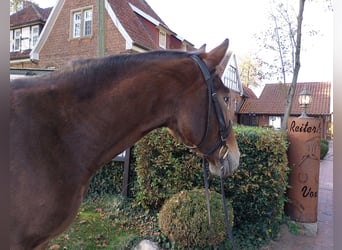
left=112, top=148, right=131, bottom=197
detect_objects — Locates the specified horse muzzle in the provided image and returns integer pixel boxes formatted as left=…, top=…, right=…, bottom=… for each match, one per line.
left=209, top=146, right=240, bottom=177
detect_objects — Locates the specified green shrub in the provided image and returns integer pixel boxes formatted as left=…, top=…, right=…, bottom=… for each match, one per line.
left=131, top=125, right=289, bottom=248
left=86, top=161, right=125, bottom=199
left=320, top=139, right=329, bottom=159
left=132, top=128, right=203, bottom=210
left=222, top=126, right=289, bottom=248
left=158, top=188, right=233, bottom=248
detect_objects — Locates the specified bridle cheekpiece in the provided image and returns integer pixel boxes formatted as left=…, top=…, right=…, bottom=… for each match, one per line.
left=190, top=54, right=232, bottom=160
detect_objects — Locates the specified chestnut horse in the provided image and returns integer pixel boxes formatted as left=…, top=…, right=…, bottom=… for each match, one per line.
left=10, top=39, right=240, bottom=249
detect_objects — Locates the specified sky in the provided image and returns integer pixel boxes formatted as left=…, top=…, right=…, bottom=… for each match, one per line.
left=33, top=0, right=333, bottom=85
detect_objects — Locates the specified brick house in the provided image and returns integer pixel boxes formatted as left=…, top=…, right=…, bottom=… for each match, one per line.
left=26, top=0, right=195, bottom=69
left=238, top=82, right=332, bottom=139
left=10, top=0, right=251, bottom=120
left=10, top=1, right=52, bottom=69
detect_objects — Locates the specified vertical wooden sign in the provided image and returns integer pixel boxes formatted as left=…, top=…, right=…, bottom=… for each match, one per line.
left=285, top=117, right=321, bottom=222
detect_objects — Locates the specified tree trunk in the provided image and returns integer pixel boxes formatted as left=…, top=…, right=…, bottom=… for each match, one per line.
left=281, top=0, right=306, bottom=130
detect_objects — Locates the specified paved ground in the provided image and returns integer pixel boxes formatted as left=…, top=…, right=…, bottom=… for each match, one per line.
left=265, top=140, right=333, bottom=250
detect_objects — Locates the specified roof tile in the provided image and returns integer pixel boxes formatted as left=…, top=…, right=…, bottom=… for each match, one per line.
left=108, top=0, right=164, bottom=50
left=10, top=2, right=52, bottom=27
left=239, top=82, right=331, bottom=115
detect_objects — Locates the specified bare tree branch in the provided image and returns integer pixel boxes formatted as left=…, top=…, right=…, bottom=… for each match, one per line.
left=281, top=0, right=306, bottom=130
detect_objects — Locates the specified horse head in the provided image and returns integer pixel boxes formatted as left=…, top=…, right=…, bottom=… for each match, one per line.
left=168, top=39, right=240, bottom=177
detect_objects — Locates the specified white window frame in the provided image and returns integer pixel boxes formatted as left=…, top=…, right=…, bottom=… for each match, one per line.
left=73, top=11, right=82, bottom=38
left=159, top=29, right=166, bottom=49
left=223, top=65, right=240, bottom=93
left=21, top=27, right=30, bottom=51
left=31, top=25, right=40, bottom=48
left=71, top=7, right=93, bottom=39
left=14, top=29, right=21, bottom=52
left=83, top=9, right=92, bottom=36
left=269, top=116, right=281, bottom=129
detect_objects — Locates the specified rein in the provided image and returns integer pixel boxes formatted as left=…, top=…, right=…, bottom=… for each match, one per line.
left=190, top=54, right=236, bottom=249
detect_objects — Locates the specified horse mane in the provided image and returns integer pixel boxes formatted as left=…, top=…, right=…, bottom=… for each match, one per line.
left=11, top=50, right=193, bottom=102
left=67, top=50, right=190, bottom=76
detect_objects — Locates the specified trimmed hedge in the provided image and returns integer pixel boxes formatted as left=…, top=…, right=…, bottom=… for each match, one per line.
left=222, top=126, right=289, bottom=248
left=133, top=125, right=289, bottom=249
left=132, top=128, right=203, bottom=209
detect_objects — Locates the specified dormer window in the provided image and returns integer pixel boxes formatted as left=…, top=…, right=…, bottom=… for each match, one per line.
left=181, top=43, right=187, bottom=51
left=71, top=7, right=93, bottom=39
left=159, top=29, right=166, bottom=49
left=10, top=25, right=40, bottom=52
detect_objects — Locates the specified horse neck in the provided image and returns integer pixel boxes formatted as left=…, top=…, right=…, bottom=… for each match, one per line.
left=58, top=56, right=193, bottom=172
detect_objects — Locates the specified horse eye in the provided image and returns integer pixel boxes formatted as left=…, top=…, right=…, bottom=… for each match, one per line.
left=223, top=96, right=230, bottom=103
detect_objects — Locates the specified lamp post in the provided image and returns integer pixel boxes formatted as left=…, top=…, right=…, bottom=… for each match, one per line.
left=298, top=88, right=312, bottom=118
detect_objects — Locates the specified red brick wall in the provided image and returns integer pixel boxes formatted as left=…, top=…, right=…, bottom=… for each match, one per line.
left=104, top=10, right=126, bottom=55
left=258, top=115, right=270, bottom=127
left=229, top=90, right=243, bottom=124
left=169, top=35, right=182, bottom=50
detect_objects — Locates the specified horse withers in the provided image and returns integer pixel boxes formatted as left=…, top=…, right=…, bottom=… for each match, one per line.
left=10, top=39, right=240, bottom=249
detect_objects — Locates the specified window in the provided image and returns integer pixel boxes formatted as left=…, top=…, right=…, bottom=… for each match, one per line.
left=83, top=9, right=92, bottom=36
left=21, top=27, right=30, bottom=50
left=181, top=43, right=187, bottom=51
left=225, top=65, right=239, bottom=92
left=72, top=8, right=92, bottom=38
left=14, top=29, right=21, bottom=51
left=269, top=116, right=281, bottom=129
left=73, top=12, right=82, bottom=38
left=159, top=30, right=166, bottom=49
left=31, top=25, right=39, bottom=48
left=10, top=26, right=40, bottom=52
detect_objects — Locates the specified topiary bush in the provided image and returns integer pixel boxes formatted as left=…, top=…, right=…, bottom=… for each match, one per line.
left=158, top=188, right=233, bottom=248
left=320, top=139, right=329, bottom=159
left=132, top=128, right=203, bottom=210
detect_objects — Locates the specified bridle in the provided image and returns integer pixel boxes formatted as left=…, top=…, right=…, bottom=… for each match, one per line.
left=190, top=54, right=237, bottom=249
left=189, top=54, right=232, bottom=159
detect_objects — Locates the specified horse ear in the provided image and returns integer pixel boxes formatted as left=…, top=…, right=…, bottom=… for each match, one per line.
left=200, top=39, right=229, bottom=70
left=190, top=44, right=206, bottom=56
left=198, top=44, right=206, bottom=52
